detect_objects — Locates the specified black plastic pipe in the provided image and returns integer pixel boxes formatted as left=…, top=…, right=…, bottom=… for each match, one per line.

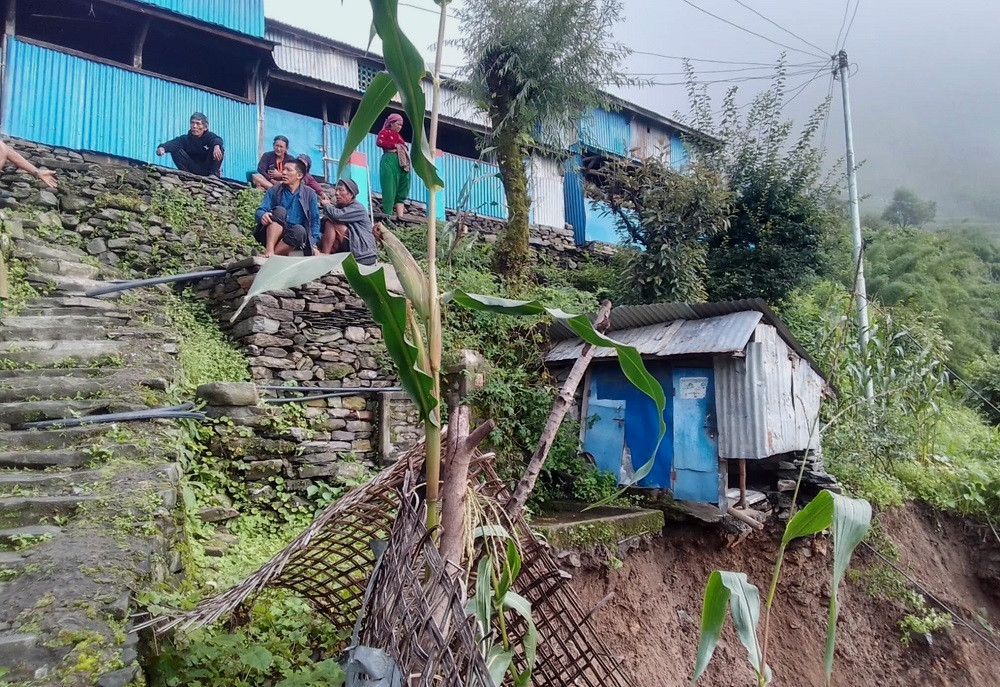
left=85, top=269, right=227, bottom=297
left=20, top=403, right=205, bottom=429
left=259, top=386, right=403, bottom=404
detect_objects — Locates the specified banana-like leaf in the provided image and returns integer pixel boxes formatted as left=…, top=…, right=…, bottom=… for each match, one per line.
left=498, top=538, right=521, bottom=600
left=230, top=254, right=348, bottom=322
left=825, top=492, right=871, bottom=682
left=501, top=591, right=538, bottom=687
left=692, top=571, right=769, bottom=685
left=472, top=555, right=493, bottom=638
left=780, top=489, right=871, bottom=683
left=485, top=646, right=513, bottom=687
left=367, top=0, right=443, bottom=190
left=343, top=255, right=438, bottom=425
left=337, top=72, right=397, bottom=181
left=443, top=290, right=667, bottom=490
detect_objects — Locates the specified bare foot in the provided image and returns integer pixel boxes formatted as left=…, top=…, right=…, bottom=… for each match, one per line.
left=263, top=250, right=275, bottom=258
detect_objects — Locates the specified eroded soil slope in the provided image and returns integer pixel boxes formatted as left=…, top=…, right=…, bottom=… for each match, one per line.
left=574, top=504, right=1000, bottom=686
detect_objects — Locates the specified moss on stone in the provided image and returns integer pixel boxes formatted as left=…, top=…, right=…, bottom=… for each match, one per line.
left=534, top=507, right=664, bottom=551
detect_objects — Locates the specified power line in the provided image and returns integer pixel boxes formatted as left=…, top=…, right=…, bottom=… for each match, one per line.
left=624, top=62, right=825, bottom=77
left=679, top=0, right=828, bottom=60
left=630, top=50, right=814, bottom=66
left=819, top=71, right=837, bottom=149
left=833, top=0, right=853, bottom=51
left=841, top=0, right=862, bottom=48
left=729, top=0, right=829, bottom=56
left=646, top=67, right=823, bottom=87
left=779, top=63, right=835, bottom=113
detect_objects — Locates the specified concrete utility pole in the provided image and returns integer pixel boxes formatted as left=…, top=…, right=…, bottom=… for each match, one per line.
left=837, top=49, right=874, bottom=401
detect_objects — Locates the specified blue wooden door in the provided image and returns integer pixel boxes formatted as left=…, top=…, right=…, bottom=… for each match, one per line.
left=671, top=368, right=719, bottom=503
left=583, top=398, right=626, bottom=480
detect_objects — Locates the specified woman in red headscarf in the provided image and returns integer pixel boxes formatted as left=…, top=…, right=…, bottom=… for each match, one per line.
left=376, top=112, right=411, bottom=219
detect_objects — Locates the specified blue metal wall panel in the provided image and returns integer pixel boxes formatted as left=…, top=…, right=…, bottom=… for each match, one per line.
left=671, top=134, right=690, bottom=170
left=579, top=107, right=631, bottom=157
left=3, top=39, right=258, bottom=182
left=670, top=367, right=719, bottom=503
left=326, top=123, right=505, bottom=217
left=563, top=155, right=586, bottom=244
left=583, top=399, right=627, bottom=481
left=585, top=199, right=619, bottom=244
left=264, top=107, right=325, bottom=174
left=133, top=0, right=265, bottom=37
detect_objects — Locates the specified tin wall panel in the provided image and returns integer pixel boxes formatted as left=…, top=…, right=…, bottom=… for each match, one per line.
left=3, top=39, right=258, bottom=182
left=136, top=0, right=265, bottom=37
left=267, top=27, right=359, bottom=89
left=527, top=155, right=564, bottom=228
left=579, top=107, right=631, bottom=157
left=420, top=80, right=489, bottom=128
left=630, top=119, right=672, bottom=161
left=671, top=134, right=689, bottom=170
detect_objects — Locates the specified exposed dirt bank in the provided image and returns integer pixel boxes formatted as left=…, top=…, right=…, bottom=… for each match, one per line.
left=573, top=503, right=1000, bottom=686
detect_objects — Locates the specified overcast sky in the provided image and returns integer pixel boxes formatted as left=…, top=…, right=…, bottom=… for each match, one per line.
left=265, top=0, right=1000, bottom=219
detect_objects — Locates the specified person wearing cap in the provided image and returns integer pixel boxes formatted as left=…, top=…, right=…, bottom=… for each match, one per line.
left=253, top=158, right=320, bottom=258
left=375, top=113, right=410, bottom=219
left=296, top=154, right=327, bottom=197
left=156, top=112, right=225, bottom=177
left=318, top=178, right=377, bottom=265
left=251, top=135, right=290, bottom=190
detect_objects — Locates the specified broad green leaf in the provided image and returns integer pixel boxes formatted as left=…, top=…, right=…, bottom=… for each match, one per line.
left=342, top=255, right=438, bottom=424
left=240, top=645, right=274, bottom=673
left=230, top=254, right=347, bottom=322
left=337, top=72, right=397, bottom=181
left=824, top=492, right=871, bottom=682
left=485, top=646, right=513, bottom=687
left=498, top=538, right=521, bottom=599
left=368, top=0, right=443, bottom=190
left=781, top=490, right=834, bottom=547
left=473, top=524, right=511, bottom=539
left=692, top=571, right=768, bottom=685
left=501, top=591, right=538, bottom=687
left=473, top=555, right=493, bottom=637
left=443, top=290, right=667, bottom=491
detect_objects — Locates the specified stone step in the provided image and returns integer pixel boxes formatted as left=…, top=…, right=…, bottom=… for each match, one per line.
left=0, top=321, right=113, bottom=342
left=0, top=339, right=127, bottom=366
left=33, top=257, right=101, bottom=280
left=16, top=238, right=87, bottom=261
left=0, top=469, right=103, bottom=492
left=0, top=376, right=113, bottom=402
left=0, top=366, right=113, bottom=379
left=1, top=314, right=122, bottom=330
left=25, top=272, right=110, bottom=296
left=0, top=450, right=92, bottom=470
left=22, top=295, right=128, bottom=313
left=0, top=495, right=96, bottom=527
left=0, top=399, right=145, bottom=427
left=0, top=524, right=61, bottom=547
left=0, top=631, right=69, bottom=682
left=0, top=551, right=26, bottom=569
left=0, top=426, right=107, bottom=451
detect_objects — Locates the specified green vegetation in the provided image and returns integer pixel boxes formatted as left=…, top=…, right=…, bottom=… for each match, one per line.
left=165, top=289, right=250, bottom=391
left=882, top=187, right=937, bottom=229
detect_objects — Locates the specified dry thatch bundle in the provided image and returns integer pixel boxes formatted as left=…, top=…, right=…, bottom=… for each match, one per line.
left=144, top=441, right=636, bottom=687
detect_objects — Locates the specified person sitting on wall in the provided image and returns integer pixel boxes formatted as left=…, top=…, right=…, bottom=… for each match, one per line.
left=251, top=135, right=289, bottom=190
left=318, top=178, right=377, bottom=265
left=296, top=154, right=327, bottom=198
left=253, top=158, right=320, bottom=258
left=0, top=140, right=57, bottom=189
left=155, top=112, right=225, bottom=177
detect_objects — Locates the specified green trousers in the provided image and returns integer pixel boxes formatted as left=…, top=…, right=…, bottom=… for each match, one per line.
left=380, top=151, right=410, bottom=214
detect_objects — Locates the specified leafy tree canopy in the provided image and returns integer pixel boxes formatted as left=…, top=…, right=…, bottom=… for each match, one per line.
left=881, top=187, right=937, bottom=228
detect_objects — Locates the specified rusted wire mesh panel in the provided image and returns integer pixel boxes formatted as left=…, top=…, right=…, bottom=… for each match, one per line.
left=357, top=481, right=493, bottom=687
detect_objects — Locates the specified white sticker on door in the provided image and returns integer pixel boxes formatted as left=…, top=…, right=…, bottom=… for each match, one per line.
left=678, top=377, right=708, bottom=400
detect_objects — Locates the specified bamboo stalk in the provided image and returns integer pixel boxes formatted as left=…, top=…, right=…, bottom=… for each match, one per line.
left=505, top=300, right=613, bottom=516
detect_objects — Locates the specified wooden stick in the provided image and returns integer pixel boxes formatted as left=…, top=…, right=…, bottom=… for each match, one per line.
left=738, top=458, right=747, bottom=508
left=506, top=300, right=613, bottom=516
left=438, top=405, right=472, bottom=569
left=729, top=506, right=764, bottom=531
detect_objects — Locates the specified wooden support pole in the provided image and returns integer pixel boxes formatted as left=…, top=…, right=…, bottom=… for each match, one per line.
left=738, top=458, right=747, bottom=508
left=132, top=18, right=150, bottom=69
left=729, top=506, right=763, bottom=531
left=506, top=300, right=613, bottom=516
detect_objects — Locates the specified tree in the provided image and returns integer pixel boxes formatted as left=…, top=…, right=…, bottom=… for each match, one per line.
left=596, top=154, right=732, bottom=303
left=881, top=187, right=937, bottom=228
left=455, top=0, right=631, bottom=282
left=685, top=65, right=841, bottom=304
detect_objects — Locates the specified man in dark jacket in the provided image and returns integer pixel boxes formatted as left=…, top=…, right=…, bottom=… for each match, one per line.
left=318, top=179, right=377, bottom=265
left=251, top=135, right=289, bottom=190
left=254, top=159, right=321, bottom=258
left=156, top=112, right=225, bottom=177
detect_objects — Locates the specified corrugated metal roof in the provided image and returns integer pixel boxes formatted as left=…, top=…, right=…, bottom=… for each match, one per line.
left=548, top=299, right=828, bottom=381
left=266, top=25, right=359, bottom=89
left=547, top=311, right=762, bottom=362
left=134, top=0, right=265, bottom=37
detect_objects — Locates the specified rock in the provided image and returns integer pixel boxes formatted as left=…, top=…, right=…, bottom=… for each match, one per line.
left=323, top=362, right=355, bottom=380
left=777, top=479, right=797, bottom=492
left=36, top=190, right=59, bottom=208
left=246, top=459, right=284, bottom=480
left=3, top=219, right=23, bottom=239
left=344, top=326, right=366, bottom=343
left=96, top=666, right=139, bottom=687
left=196, top=382, right=259, bottom=407
left=86, top=237, right=108, bottom=254
left=198, top=506, right=239, bottom=523
left=343, top=396, right=367, bottom=411
left=61, top=196, right=90, bottom=212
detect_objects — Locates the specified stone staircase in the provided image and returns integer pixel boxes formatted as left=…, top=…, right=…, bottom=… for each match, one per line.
left=0, top=234, right=183, bottom=686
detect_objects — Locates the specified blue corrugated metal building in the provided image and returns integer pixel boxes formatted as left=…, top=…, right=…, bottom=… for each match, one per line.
left=0, top=1, right=709, bottom=243
left=547, top=300, right=831, bottom=511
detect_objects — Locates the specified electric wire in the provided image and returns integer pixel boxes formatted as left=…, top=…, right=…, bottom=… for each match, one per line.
left=841, top=0, right=862, bottom=49
left=630, top=50, right=815, bottom=66
left=678, top=0, right=828, bottom=60
left=833, top=0, right=853, bottom=52
left=728, top=0, right=829, bottom=56
left=819, top=71, right=837, bottom=150
left=646, top=67, right=822, bottom=87
left=778, top=63, right=835, bottom=114
left=622, top=62, right=826, bottom=77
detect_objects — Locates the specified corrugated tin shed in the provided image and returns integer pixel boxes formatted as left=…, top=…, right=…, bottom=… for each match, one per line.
left=135, top=0, right=266, bottom=37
